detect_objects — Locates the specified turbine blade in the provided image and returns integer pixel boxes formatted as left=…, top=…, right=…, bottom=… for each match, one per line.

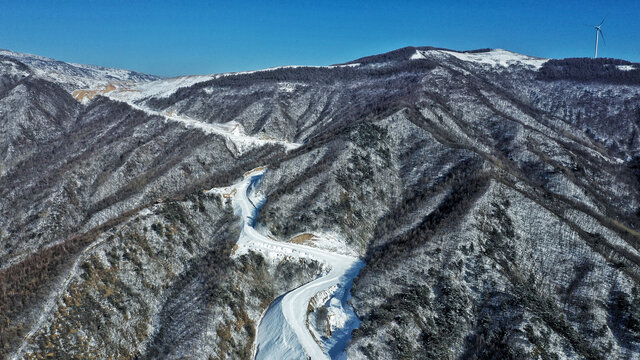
left=599, top=17, right=606, bottom=26
left=599, top=29, right=606, bottom=46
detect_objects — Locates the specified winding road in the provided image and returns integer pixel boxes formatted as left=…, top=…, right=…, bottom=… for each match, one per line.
left=208, top=168, right=363, bottom=360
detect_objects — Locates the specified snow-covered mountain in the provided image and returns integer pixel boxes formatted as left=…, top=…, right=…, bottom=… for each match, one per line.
left=1, top=46, right=640, bottom=359
left=0, top=49, right=160, bottom=91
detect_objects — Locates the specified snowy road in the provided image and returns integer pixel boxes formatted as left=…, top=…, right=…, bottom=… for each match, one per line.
left=104, top=95, right=301, bottom=154
left=207, top=168, right=363, bottom=360
left=99, top=84, right=301, bottom=155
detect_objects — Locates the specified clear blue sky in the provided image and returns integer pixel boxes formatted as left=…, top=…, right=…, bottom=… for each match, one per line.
left=1, top=0, right=638, bottom=77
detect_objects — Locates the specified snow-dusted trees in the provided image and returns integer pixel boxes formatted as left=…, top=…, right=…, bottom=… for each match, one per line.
left=538, top=58, right=640, bottom=85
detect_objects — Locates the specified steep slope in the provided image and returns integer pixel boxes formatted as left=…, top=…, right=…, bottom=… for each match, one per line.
left=0, top=65, right=80, bottom=177
left=1, top=46, right=640, bottom=359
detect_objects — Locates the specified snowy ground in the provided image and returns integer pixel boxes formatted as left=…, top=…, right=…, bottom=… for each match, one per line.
left=413, top=48, right=549, bottom=70
left=207, top=168, right=364, bottom=360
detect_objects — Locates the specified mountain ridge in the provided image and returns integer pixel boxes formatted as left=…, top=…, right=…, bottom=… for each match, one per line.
left=1, top=46, right=640, bottom=359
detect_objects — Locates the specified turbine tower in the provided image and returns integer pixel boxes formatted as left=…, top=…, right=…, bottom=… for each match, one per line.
left=593, top=18, right=605, bottom=58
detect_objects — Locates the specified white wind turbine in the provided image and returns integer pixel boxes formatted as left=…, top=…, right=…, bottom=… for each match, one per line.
left=593, top=18, right=606, bottom=58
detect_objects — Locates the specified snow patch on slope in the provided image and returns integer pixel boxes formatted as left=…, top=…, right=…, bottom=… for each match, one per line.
left=419, top=49, right=548, bottom=70
left=106, top=75, right=216, bottom=102
left=410, top=50, right=427, bottom=60
left=617, top=65, right=636, bottom=71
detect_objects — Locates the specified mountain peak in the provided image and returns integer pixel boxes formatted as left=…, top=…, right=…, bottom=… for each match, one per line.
left=343, top=46, right=548, bottom=71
